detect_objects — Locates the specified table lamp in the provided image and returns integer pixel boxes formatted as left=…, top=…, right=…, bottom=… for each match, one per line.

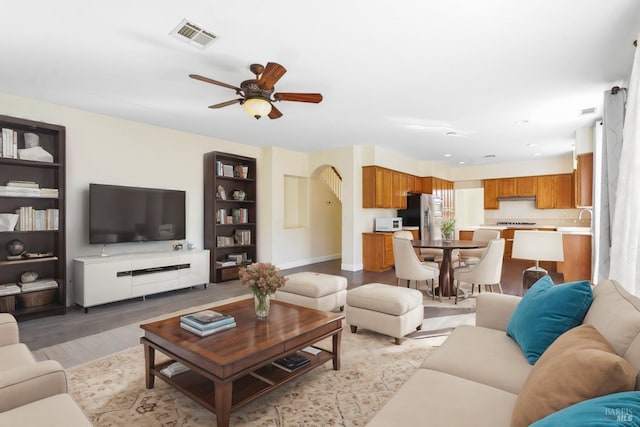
left=511, top=231, right=564, bottom=294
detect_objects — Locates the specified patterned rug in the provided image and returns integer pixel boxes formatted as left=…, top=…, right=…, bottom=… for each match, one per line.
left=66, top=329, right=444, bottom=426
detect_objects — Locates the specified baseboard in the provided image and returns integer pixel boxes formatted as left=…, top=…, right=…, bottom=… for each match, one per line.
left=276, top=253, right=341, bottom=270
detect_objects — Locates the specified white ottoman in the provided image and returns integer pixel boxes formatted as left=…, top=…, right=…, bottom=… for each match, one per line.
left=274, top=272, right=348, bottom=312
left=346, top=283, right=423, bottom=344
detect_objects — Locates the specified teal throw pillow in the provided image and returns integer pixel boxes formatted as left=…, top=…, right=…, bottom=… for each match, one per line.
left=506, top=275, right=593, bottom=364
left=531, top=392, right=640, bottom=426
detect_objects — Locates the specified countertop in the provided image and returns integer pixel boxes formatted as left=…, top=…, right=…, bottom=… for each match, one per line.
left=458, top=225, right=592, bottom=235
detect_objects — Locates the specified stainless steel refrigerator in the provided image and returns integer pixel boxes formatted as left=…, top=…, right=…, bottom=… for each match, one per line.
left=398, top=193, right=443, bottom=240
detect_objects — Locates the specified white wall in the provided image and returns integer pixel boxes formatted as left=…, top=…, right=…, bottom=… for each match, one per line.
left=0, top=92, right=261, bottom=304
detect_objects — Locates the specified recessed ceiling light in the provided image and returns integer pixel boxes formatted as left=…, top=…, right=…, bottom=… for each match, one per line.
left=457, top=161, right=465, bottom=165
left=443, top=153, right=452, bottom=158
left=534, top=152, right=542, bottom=157
left=483, top=154, right=496, bottom=158
left=446, top=131, right=458, bottom=136
left=515, top=119, right=529, bottom=125
left=527, top=143, right=537, bottom=147
left=580, top=107, right=596, bottom=116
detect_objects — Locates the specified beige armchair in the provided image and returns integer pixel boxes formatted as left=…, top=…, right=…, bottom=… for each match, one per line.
left=453, top=238, right=505, bottom=304
left=458, top=229, right=501, bottom=266
left=0, top=313, right=91, bottom=425
left=392, top=231, right=440, bottom=300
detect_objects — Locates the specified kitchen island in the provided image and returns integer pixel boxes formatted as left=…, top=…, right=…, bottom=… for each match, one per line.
left=457, top=225, right=592, bottom=283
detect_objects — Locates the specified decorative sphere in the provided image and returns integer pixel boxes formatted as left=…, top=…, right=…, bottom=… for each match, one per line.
left=21, top=271, right=38, bottom=283
left=6, top=239, right=25, bottom=256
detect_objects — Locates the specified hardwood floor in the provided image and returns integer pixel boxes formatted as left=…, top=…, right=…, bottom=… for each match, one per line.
left=18, top=258, right=562, bottom=351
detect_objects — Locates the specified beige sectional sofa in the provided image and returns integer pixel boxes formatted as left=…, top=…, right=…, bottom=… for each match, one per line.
left=0, top=313, right=91, bottom=426
left=367, top=279, right=640, bottom=426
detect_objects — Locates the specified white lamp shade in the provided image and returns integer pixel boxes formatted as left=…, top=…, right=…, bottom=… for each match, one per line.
left=511, top=230, right=564, bottom=262
left=242, top=98, right=272, bottom=119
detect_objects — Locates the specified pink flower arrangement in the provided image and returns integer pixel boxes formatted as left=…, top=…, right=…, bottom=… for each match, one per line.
left=238, top=262, right=287, bottom=296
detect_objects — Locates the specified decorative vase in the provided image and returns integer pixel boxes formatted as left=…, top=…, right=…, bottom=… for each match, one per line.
left=442, top=230, right=453, bottom=242
left=254, top=292, right=271, bottom=319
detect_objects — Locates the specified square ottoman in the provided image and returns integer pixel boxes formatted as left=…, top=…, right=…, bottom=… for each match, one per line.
left=346, top=283, right=423, bottom=344
left=274, top=272, right=348, bottom=312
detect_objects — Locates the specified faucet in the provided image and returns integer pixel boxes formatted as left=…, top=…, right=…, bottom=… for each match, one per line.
left=578, top=208, right=593, bottom=222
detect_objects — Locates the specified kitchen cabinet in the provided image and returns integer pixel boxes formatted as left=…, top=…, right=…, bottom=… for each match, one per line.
left=362, top=232, right=394, bottom=272
left=362, top=166, right=407, bottom=209
left=392, top=171, right=407, bottom=209
left=516, top=176, right=537, bottom=196
left=483, top=179, right=500, bottom=209
left=406, top=175, right=422, bottom=193
left=557, top=234, right=592, bottom=282
left=459, top=230, right=474, bottom=240
left=575, top=153, right=593, bottom=207
left=536, top=174, right=574, bottom=209
left=498, top=178, right=517, bottom=197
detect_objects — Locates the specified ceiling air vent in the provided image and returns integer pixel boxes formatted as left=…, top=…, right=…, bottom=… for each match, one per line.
left=580, top=107, right=596, bottom=116
left=170, top=19, right=217, bottom=49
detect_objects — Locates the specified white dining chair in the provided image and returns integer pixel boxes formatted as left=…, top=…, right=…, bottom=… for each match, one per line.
left=453, top=238, right=505, bottom=304
left=458, top=229, right=501, bottom=266
left=392, top=231, right=440, bottom=300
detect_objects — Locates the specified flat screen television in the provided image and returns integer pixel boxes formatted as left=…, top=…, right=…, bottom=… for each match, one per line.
left=90, top=183, right=186, bottom=244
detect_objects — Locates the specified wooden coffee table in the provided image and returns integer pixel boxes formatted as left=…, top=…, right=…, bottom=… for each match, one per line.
left=140, top=298, right=344, bottom=427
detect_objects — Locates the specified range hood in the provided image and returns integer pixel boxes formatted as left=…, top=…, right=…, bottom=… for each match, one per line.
left=496, top=196, right=536, bottom=201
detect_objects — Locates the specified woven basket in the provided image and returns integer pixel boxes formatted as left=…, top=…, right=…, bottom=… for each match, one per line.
left=17, top=288, right=57, bottom=308
left=0, top=295, right=16, bottom=314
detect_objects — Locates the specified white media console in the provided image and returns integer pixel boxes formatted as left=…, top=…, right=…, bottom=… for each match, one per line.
left=73, top=249, right=210, bottom=312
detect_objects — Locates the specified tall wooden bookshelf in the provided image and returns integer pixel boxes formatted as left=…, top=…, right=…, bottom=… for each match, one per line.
left=204, top=151, right=257, bottom=282
left=0, top=114, right=66, bottom=319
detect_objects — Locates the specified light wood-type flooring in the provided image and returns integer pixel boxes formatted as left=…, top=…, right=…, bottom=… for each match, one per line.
left=18, top=258, right=561, bottom=353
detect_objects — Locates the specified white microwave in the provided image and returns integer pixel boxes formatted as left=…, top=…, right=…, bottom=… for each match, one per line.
left=375, top=217, right=402, bottom=232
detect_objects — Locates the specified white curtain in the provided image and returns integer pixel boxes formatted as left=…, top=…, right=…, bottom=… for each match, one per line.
left=597, top=90, right=626, bottom=282
left=610, top=40, right=640, bottom=294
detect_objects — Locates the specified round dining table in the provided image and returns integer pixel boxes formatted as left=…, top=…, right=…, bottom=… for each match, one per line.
left=411, top=240, right=489, bottom=298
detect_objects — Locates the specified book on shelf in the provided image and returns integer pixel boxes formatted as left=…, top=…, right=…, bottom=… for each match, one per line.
left=234, top=229, right=251, bottom=245
left=180, top=320, right=236, bottom=336
left=13, top=207, right=59, bottom=231
left=272, top=353, right=311, bottom=372
left=160, top=362, right=190, bottom=378
left=7, top=180, right=39, bottom=188
left=19, top=278, right=59, bottom=292
left=216, top=260, right=237, bottom=267
left=0, top=283, right=21, bottom=296
left=180, top=309, right=235, bottom=327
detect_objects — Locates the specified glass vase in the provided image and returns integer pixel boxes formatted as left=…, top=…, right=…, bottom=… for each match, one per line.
left=442, top=230, right=453, bottom=242
left=254, top=292, right=271, bottom=319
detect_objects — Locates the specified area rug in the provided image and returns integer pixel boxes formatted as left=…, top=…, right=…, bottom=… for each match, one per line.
left=66, top=329, right=444, bottom=426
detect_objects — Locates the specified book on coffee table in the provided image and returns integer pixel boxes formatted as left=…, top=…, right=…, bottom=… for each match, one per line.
left=272, top=353, right=311, bottom=372
left=180, top=310, right=235, bottom=330
left=180, top=321, right=236, bottom=337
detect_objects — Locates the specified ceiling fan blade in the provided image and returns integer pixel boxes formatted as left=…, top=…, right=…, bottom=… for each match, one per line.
left=208, top=99, right=243, bottom=109
left=273, top=92, right=323, bottom=103
left=189, top=74, right=241, bottom=92
left=258, top=62, right=287, bottom=90
left=268, top=104, right=283, bottom=120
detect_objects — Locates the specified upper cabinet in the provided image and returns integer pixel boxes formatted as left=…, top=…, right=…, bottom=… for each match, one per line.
left=516, top=176, right=537, bottom=196
left=484, top=174, right=571, bottom=209
left=362, top=167, right=452, bottom=214
left=536, top=173, right=574, bottom=209
left=483, top=179, right=500, bottom=209
left=575, top=153, right=593, bottom=207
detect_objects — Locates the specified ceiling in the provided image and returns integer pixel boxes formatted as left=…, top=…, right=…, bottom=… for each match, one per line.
left=1, top=1, right=640, bottom=166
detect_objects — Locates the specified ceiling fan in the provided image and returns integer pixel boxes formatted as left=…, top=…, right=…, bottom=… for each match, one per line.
left=189, top=62, right=323, bottom=120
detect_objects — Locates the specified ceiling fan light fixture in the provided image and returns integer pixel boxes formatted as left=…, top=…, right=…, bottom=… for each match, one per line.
left=242, top=98, right=272, bottom=119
